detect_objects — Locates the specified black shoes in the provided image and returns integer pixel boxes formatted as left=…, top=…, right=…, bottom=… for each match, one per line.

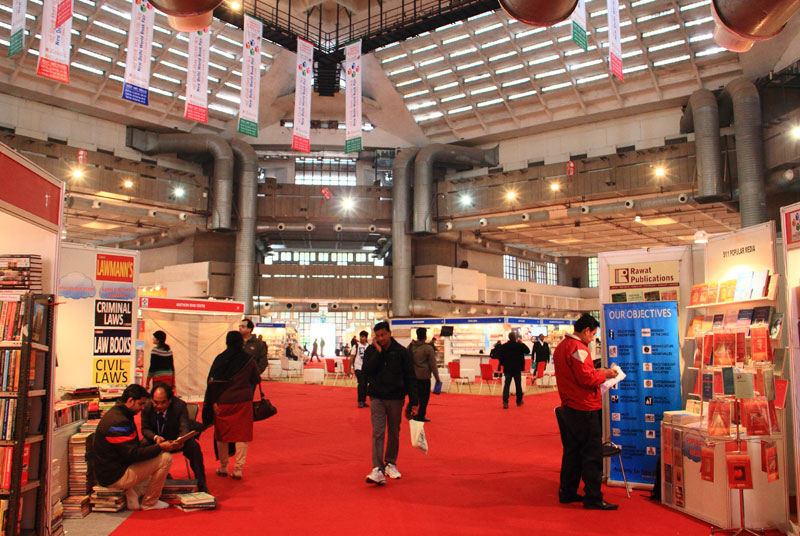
left=583, top=500, right=619, bottom=510
left=558, top=493, right=584, bottom=504
left=516, top=400, right=524, bottom=406
left=503, top=401, right=509, bottom=409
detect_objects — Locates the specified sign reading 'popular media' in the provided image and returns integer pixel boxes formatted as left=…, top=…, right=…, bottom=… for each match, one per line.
left=96, top=254, right=134, bottom=283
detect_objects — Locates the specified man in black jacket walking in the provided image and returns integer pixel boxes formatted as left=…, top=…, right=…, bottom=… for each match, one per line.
left=362, top=321, right=419, bottom=485
left=500, top=332, right=530, bottom=409
left=93, top=384, right=179, bottom=510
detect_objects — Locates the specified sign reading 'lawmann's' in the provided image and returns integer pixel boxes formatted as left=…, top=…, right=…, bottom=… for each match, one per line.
left=609, top=261, right=680, bottom=304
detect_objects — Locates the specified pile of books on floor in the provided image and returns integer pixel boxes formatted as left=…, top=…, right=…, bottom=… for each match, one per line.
left=160, top=479, right=198, bottom=504
left=61, top=495, right=90, bottom=519
left=51, top=499, right=64, bottom=536
left=0, top=254, right=42, bottom=302
left=80, top=419, right=100, bottom=434
left=90, top=486, right=125, bottom=512
left=68, top=432, right=92, bottom=496
left=176, top=492, right=216, bottom=512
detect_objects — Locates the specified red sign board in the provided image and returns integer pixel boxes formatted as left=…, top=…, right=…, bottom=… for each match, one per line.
left=139, top=297, right=244, bottom=313
left=96, top=254, right=135, bottom=283
left=566, top=161, right=575, bottom=176
left=321, top=187, right=332, bottom=200
left=77, top=149, right=87, bottom=164
left=0, top=149, right=63, bottom=227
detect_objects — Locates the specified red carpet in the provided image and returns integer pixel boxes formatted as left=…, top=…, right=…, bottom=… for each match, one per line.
left=111, top=382, right=716, bottom=535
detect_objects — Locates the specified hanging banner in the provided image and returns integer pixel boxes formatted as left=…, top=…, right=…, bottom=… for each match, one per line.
left=55, top=0, right=71, bottom=28
left=604, top=301, right=681, bottom=487
left=606, top=0, right=623, bottom=80
left=122, top=0, right=155, bottom=105
left=571, top=0, right=588, bottom=52
left=292, top=37, right=314, bottom=153
left=36, top=0, right=71, bottom=83
left=238, top=14, right=263, bottom=137
left=9, top=0, right=27, bottom=57
left=344, top=40, right=362, bottom=153
left=184, top=28, right=210, bottom=124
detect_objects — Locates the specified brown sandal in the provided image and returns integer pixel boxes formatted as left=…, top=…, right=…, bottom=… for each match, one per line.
left=216, top=468, right=228, bottom=477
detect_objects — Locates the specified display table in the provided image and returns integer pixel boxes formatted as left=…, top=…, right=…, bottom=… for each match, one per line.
left=661, top=421, right=789, bottom=531
left=460, top=354, right=490, bottom=375
left=304, top=368, right=324, bottom=384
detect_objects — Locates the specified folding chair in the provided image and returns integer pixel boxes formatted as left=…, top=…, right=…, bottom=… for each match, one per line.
left=447, top=361, right=472, bottom=393
left=554, top=406, right=629, bottom=499
left=324, top=358, right=346, bottom=386
left=341, top=358, right=354, bottom=386
left=478, top=363, right=501, bottom=395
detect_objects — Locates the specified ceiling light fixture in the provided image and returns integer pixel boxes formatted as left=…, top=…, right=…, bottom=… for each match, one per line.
left=123, top=179, right=134, bottom=188
left=694, top=230, right=709, bottom=244
left=792, top=126, right=800, bottom=139
left=550, top=182, right=560, bottom=192
left=654, top=167, right=666, bottom=177
left=72, top=169, right=84, bottom=179
left=506, top=191, right=516, bottom=201
left=174, top=186, right=185, bottom=198
left=634, top=215, right=641, bottom=222
left=460, top=193, right=472, bottom=206
left=230, top=1, right=241, bottom=10
left=341, top=197, right=355, bottom=211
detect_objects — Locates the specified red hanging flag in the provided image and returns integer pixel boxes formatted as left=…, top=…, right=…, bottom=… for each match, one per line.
left=566, top=161, right=575, bottom=176
left=77, top=149, right=87, bottom=164
left=321, top=187, right=332, bottom=200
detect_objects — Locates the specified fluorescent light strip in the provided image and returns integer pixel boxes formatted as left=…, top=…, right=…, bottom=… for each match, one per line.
left=389, top=66, right=414, bottom=76
left=210, top=46, right=235, bottom=60
left=495, top=64, right=523, bottom=74
left=686, top=16, right=713, bottom=27
left=109, top=74, right=123, bottom=83
left=152, top=72, right=181, bottom=84
left=529, top=54, right=559, bottom=66
left=215, top=93, right=241, bottom=104
left=71, top=61, right=104, bottom=75
left=502, top=77, right=528, bottom=87
left=77, top=48, right=112, bottom=62
left=653, top=54, right=690, bottom=66
left=642, top=24, right=680, bottom=38
left=535, top=68, right=566, bottom=79
left=475, top=23, right=503, bottom=35
left=397, top=77, right=422, bottom=87
left=209, top=103, right=237, bottom=115
left=636, top=9, right=674, bottom=23
left=403, top=90, right=430, bottom=98
left=570, top=58, right=602, bottom=71
left=508, top=90, right=536, bottom=100
left=101, top=4, right=130, bottom=19
left=84, top=34, right=119, bottom=49
left=162, top=60, right=188, bottom=72
left=457, top=60, right=483, bottom=70
left=441, top=93, right=466, bottom=102
left=471, top=85, right=497, bottom=95
left=434, top=81, right=459, bottom=91
left=622, top=64, right=648, bottom=74
left=464, top=73, right=490, bottom=83
left=648, top=39, right=684, bottom=52
left=420, top=56, right=445, bottom=66
left=412, top=44, right=437, bottom=54
left=577, top=73, right=608, bottom=84
left=382, top=53, right=407, bottom=64
left=541, top=81, right=571, bottom=92
left=489, top=51, right=516, bottom=62
left=522, top=40, right=553, bottom=53
left=482, top=36, right=510, bottom=49
left=565, top=45, right=597, bottom=56
left=621, top=49, right=643, bottom=59
left=442, top=34, right=469, bottom=45
left=448, top=105, right=473, bottom=114
left=450, top=46, right=477, bottom=57
left=414, top=111, right=443, bottom=122
left=407, top=100, right=436, bottom=110
left=680, top=0, right=711, bottom=11
left=225, top=82, right=242, bottom=91
left=170, top=48, right=189, bottom=59
left=477, top=98, right=503, bottom=107
left=515, top=27, right=546, bottom=39
left=427, top=69, right=452, bottom=79
left=695, top=46, right=726, bottom=57
left=94, top=20, right=126, bottom=35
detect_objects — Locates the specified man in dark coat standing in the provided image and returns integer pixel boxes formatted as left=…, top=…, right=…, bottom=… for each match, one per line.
left=533, top=333, right=551, bottom=372
left=499, top=331, right=530, bottom=409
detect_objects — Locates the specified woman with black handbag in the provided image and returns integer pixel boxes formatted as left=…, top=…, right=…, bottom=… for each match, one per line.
left=203, top=331, right=261, bottom=480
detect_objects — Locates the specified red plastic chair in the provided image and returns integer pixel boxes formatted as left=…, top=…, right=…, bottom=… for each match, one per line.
left=479, top=363, right=501, bottom=395
left=324, top=358, right=344, bottom=386
left=447, top=361, right=472, bottom=393
left=342, top=358, right=354, bottom=385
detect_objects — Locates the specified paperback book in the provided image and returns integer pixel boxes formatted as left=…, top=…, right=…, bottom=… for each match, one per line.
left=727, top=453, right=753, bottom=489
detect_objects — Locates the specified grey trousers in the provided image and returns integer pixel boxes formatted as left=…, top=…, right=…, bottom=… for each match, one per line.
left=370, top=398, right=404, bottom=469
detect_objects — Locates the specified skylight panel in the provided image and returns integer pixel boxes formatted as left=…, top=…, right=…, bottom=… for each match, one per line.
left=434, top=81, right=459, bottom=91
left=456, top=60, right=483, bottom=70
left=427, top=69, right=452, bottom=79
left=414, top=111, right=443, bottom=122
left=653, top=54, right=689, bottom=66
left=407, top=100, right=436, bottom=110
left=442, top=34, right=469, bottom=45
left=397, top=77, right=422, bottom=87
left=529, top=54, right=559, bottom=66
left=448, top=105, right=473, bottom=114
left=489, top=51, right=516, bottom=62
left=502, top=77, right=528, bottom=87
left=450, top=46, right=477, bottom=58
left=541, top=81, right=571, bottom=92
left=471, top=85, right=497, bottom=95
left=577, top=73, right=608, bottom=84
left=482, top=37, right=510, bottom=49
left=382, top=53, right=407, bottom=64
left=521, top=40, right=553, bottom=53
left=441, top=93, right=466, bottom=102
left=404, top=90, right=430, bottom=99
left=420, top=56, right=445, bottom=67
left=648, top=39, right=684, bottom=52
left=464, top=73, right=490, bottom=83
left=476, top=98, right=503, bottom=107
left=508, top=89, right=537, bottom=100
left=412, top=44, right=437, bottom=54
left=495, top=63, right=523, bottom=74
left=475, top=23, right=503, bottom=35
left=642, top=24, right=680, bottom=38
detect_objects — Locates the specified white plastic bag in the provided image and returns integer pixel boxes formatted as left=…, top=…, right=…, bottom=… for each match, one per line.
left=409, top=419, right=428, bottom=454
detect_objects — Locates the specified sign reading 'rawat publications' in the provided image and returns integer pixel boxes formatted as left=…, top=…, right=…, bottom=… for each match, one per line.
left=122, top=0, right=155, bottom=105
left=609, top=260, right=679, bottom=304
left=344, top=40, right=363, bottom=153
left=9, top=0, right=27, bottom=57
left=606, top=0, right=623, bottom=80
left=238, top=14, right=263, bottom=137
left=36, top=0, right=72, bottom=83
left=571, top=0, right=588, bottom=51
left=185, top=28, right=210, bottom=124
left=292, top=38, right=314, bottom=153
left=604, top=301, right=682, bottom=487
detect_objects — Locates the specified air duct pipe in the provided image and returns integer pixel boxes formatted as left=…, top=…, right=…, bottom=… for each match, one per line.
left=333, top=224, right=391, bottom=234
left=148, top=0, right=223, bottom=32
left=413, top=144, right=499, bottom=234
left=567, top=194, right=691, bottom=218
left=440, top=211, right=549, bottom=232
left=256, top=223, right=316, bottom=232
left=711, top=0, right=800, bottom=52
left=65, top=196, right=207, bottom=226
left=680, top=89, right=726, bottom=202
left=107, top=226, right=204, bottom=250
left=718, top=78, right=767, bottom=228
left=126, top=128, right=234, bottom=230
left=392, top=147, right=420, bottom=318
left=229, top=139, right=258, bottom=314
left=498, top=0, right=578, bottom=26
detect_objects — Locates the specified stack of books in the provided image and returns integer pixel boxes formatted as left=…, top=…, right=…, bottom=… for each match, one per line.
left=177, top=492, right=216, bottom=512
left=61, top=495, right=90, bottom=519
left=68, top=432, right=92, bottom=497
left=160, top=479, right=198, bottom=504
left=53, top=400, right=89, bottom=429
left=0, top=255, right=42, bottom=301
left=79, top=419, right=100, bottom=434
left=90, top=486, right=126, bottom=512
left=51, top=499, right=64, bottom=536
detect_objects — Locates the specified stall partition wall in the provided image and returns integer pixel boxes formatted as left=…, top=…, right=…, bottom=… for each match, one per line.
left=780, top=202, right=800, bottom=523
left=0, top=143, right=64, bottom=536
left=55, top=243, right=140, bottom=390
left=138, top=298, right=244, bottom=399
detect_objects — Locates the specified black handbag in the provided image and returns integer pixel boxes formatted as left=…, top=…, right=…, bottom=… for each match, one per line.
left=253, top=383, right=277, bottom=421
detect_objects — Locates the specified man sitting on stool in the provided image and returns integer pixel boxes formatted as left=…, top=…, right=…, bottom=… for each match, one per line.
left=93, top=384, right=179, bottom=510
left=141, top=383, right=208, bottom=493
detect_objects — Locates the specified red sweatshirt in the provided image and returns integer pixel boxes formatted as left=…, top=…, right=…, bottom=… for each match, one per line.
left=553, top=333, right=607, bottom=411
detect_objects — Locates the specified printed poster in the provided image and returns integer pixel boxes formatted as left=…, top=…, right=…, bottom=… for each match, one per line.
left=122, top=0, right=155, bottom=105
left=344, top=40, right=362, bottom=153
left=292, top=38, right=314, bottom=153
left=36, top=0, right=72, bottom=83
left=606, top=0, right=623, bottom=81
left=185, top=28, right=210, bottom=124
left=783, top=207, right=800, bottom=249
left=238, top=14, right=263, bottom=137
left=609, top=260, right=680, bottom=304
left=9, top=0, right=27, bottom=57
left=604, top=301, right=682, bottom=486
left=571, top=0, right=588, bottom=51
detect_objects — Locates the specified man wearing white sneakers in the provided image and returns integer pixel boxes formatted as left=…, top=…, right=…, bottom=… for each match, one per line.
left=362, top=321, right=419, bottom=485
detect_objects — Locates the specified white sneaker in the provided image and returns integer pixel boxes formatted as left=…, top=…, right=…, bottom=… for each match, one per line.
left=141, top=500, right=170, bottom=511
left=365, top=467, right=386, bottom=485
left=125, top=488, right=140, bottom=511
left=384, top=463, right=402, bottom=480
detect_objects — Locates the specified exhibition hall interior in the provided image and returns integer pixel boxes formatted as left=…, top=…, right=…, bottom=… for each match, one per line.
left=1, top=0, right=800, bottom=534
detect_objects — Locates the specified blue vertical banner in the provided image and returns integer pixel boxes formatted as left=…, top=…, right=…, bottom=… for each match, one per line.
left=603, top=301, right=681, bottom=486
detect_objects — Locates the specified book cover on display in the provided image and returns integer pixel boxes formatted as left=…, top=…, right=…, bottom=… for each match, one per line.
left=700, top=446, right=715, bottom=482
left=690, top=284, right=705, bottom=306
left=721, top=367, right=735, bottom=395
left=733, top=372, right=755, bottom=399
left=702, top=316, right=713, bottom=332
left=766, top=274, right=781, bottom=300
left=736, top=309, right=754, bottom=331
left=724, top=310, right=739, bottom=330
left=714, top=369, right=724, bottom=395
left=687, top=316, right=704, bottom=338
left=750, top=270, right=769, bottom=299
left=703, top=282, right=719, bottom=305
left=742, top=397, right=771, bottom=436
left=751, top=306, right=773, bottom=326
left=702, top=373, right=713, bottom=399
left=713, top=332, right=735, bottom=366
left=766, top=444, right=779, bottom=482
left=702, top=333, right=714, bottom=365
left=750, top=326, right=771, bottom=362
left=769, top=312, right=784, bottom=339
left=711, top=314, right=725, bottom=330
left=774, top=379, right=788, bottom=409
left=768, top=400, right=780, bottom=432
left=718, top=280, right=737, bottom=302
left=707, top=399, right=731, bottom=436
left=727, top=453, right=753, bottom=489
left=735, top=330, right=746, bottom=363
left=733, top=272, right=753, bottom=302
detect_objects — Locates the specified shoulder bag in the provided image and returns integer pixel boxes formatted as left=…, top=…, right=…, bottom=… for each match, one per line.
left=253, top=383, right=277, bottom=421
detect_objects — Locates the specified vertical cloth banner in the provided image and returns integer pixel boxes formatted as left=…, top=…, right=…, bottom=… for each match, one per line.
left=571, top=0, right=588, bottom=52
left=9, top=0, right=27, bottom=57
left=344, top=40, right=362, bottom=153
left=122, top=0, right=155, bottom=106
left=238, top=14, right=263, bottom=137
left=292, top=37, right=314, bottom=153
left=603, top=301, right=681, bottom=486
left=55, top=0, right=71, bottom=27
left=36, top=0, right=71, bottom=83
left=185, top=28, right=210, bottom=124
left=606, top=0, right=623, bottom=80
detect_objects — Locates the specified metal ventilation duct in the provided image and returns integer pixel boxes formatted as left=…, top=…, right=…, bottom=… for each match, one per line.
left=391, top=147, right=420, bottom=318
left=229, top=139, right=258, bottom=314
left=679, top=89, right=726, bottom=203
left=148, top=0, right=223, bottom=32
left=712, top=0, right=800, bottom=52
left=498, top=0, right=578, bottom=26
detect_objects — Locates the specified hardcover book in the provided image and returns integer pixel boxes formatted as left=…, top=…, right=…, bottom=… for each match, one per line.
left=701, top=446, right=715, bottom=482
left=733, top=372, right=755, bottom=399
left=727, top=453, right=753, bottom=489
left=750, top=270, right=769, bottom=299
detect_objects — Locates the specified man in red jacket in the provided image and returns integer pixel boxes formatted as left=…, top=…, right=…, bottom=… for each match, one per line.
left=553, top=313, right=619, bottom=511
